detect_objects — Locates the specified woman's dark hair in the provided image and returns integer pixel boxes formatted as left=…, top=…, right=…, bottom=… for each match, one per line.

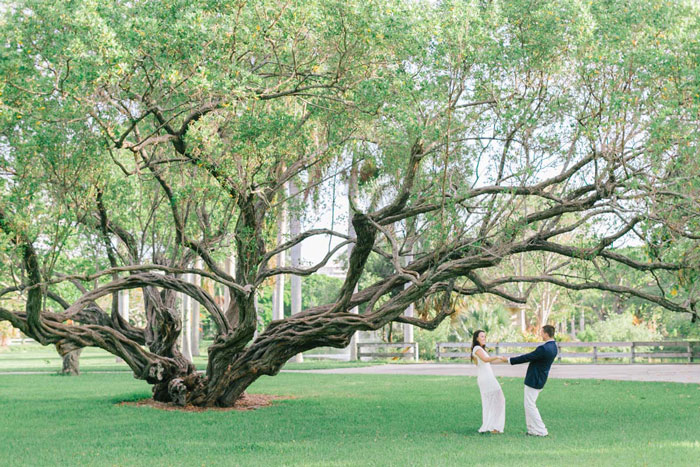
left=470, top=330, right=486, bottom=364
left=542, top=325, right=555, bottom=338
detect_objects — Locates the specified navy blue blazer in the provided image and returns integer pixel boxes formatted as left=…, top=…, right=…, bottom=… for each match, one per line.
left=509, top=340, right=558, bottom=390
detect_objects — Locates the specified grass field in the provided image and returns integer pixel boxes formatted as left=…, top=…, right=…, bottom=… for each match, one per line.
left=1, top=371, right=698, bottom=466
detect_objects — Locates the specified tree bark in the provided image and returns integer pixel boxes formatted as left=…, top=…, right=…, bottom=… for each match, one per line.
left=223, top=255, right=235, bottom=312
left=142, top=287, right=201, bottom=404
left=402, top=254, right=415, bottom=344
left=191, top=260, right=202, bottom=357
left=56, top=341, right=82, bottom=376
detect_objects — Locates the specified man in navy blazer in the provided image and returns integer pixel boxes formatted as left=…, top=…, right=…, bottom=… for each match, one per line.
left=507, top=325, right=558, bottom=436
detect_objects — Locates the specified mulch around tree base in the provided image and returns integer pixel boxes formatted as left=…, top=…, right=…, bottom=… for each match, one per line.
left=119, top=393, right=291, bottom=412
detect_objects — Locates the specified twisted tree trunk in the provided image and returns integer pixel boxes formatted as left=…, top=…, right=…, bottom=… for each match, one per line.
left=203, top=313, right=358, bottom=406
left=142, top=286, right=202, bottom=405
left=191, top=260, right=202, bottom=356
left=56, top=341, right=82, bottom=376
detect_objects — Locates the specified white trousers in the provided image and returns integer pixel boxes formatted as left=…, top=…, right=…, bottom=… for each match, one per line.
left=523, top=385, right=548, bottom=436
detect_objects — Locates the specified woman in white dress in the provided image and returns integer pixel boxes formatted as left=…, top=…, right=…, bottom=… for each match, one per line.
left=471, top=329, right=506, bottom=433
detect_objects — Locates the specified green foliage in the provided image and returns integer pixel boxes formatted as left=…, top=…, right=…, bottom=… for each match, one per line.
left=658, top=311, right=700, bottom=340
left=577, top=312, right=663, bottom=342
left=414, top=319, right=451, bottom=360
left=452, top=304, right=513, bottom=342
left=253, top=274, right=344, bottom=334
left=301, top=274, right=344, bottom=309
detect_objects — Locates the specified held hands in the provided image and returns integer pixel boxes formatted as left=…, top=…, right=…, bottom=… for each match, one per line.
left=495, top=356, right=508, bottom=363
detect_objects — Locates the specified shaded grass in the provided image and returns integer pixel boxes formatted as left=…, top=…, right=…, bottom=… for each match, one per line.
left=0, top=372, right=698, bottom=466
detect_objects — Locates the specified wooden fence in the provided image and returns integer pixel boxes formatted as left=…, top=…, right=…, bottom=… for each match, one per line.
left=436, top=341, right=700, bottom=363
left=7, top=338, right=37, bottom=345
left=357, top=342, right=419, bottom=361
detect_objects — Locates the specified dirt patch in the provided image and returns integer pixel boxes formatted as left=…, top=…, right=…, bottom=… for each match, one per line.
left=118, top=393, right=292, bottom=412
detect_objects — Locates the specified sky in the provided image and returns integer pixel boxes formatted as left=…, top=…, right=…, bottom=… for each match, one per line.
left=295, top=175, right=351, bottom=267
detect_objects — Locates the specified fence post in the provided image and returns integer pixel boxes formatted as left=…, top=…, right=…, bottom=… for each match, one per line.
left=495, top=342, right=500, bottom=356
left=631, top=342, right=636, bottom=364
left=593, top=345, right=598, bottom=364
left=356, top=342, right=360, bottom=361
left=557, top=343, right=562, bottom=363
left=436, top=343, right=441, bottom=362
left=414, top=343, right=419, bottom=361
left=688, top=342, right=692, bottom=363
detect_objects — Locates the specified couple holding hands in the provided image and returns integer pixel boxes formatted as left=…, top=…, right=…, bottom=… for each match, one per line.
left=470, top=325, right=558, bottom=436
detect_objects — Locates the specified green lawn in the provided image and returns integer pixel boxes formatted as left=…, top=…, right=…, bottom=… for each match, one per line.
left=1, top=373, right=698, bottom=466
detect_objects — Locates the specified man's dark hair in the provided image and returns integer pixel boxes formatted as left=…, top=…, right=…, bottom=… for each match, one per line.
left=542, top=325, right=555, bottom=338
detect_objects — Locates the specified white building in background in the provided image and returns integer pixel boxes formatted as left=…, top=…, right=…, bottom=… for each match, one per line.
left=317, top=262, right=347, bottom=280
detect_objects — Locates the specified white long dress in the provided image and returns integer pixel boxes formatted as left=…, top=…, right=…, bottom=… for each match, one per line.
left=472, top=345, right=506, bottom=433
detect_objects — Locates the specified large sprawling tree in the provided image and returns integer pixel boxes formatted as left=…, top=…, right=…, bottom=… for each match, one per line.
left=1, top=0, right=699, bottom=406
